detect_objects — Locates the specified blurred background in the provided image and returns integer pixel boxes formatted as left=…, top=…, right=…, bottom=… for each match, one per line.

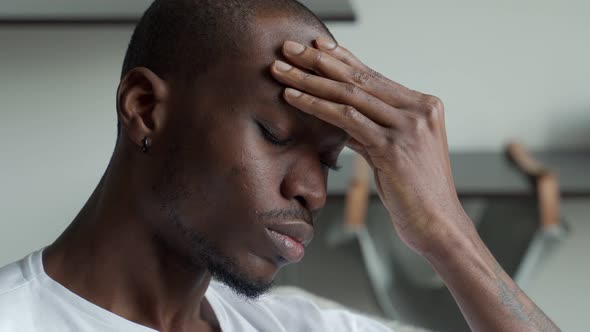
left=1, top=0, right=589, bottom=331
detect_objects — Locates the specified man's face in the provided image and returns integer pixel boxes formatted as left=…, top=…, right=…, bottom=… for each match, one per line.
left=142, top=15, right=347, bottom=297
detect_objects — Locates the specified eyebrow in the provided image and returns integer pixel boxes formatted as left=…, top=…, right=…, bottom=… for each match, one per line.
left=280, top=101, right=350, bottom=149
left=255, top=74, right=350, bottom=147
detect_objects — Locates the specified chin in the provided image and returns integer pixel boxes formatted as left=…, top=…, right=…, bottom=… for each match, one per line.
left=204, top=248, right=280, bottom=299
left=212, top=266, right=275, bottom=299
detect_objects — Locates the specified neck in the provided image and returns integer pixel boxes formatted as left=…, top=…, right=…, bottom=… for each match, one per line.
left=43, top=156, right=217, bottom=332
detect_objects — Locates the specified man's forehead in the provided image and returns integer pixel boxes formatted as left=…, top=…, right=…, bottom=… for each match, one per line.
left=198, top=13, right=332, bottom=89
left=250, top=12, right=334, bottom=63
left=191, top=13, right=347, bottom=146
left=264, top=21, right=343, bottom=142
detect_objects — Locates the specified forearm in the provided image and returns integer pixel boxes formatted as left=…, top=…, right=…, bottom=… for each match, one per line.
left=427, top=221, right=560, bottom=332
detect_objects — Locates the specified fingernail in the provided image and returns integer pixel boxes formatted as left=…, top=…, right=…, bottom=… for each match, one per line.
left=274, top=60, right=293, bottom=72
left=284, top=41, right=306, bottom=55
left=316, top=37, right=337, bottom=50
left=285, top=88, right=302, bottom=98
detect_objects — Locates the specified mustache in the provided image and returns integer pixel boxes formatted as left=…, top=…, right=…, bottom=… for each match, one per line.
left=257, top=208, right=314, bottom=226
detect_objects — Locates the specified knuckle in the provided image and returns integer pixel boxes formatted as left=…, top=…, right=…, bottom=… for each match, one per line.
left=339, top=50, right=353, bottom=64
left=369, top=129, right=393, bottom=150
left=300, top=72, right=313, bottom=81
left=308, top=95, right=321, bottom=107
left=343, top=83, right=359, bottom=96
left=350, top=70, right=373, bottom=86
left=304, top=97, right=321, bottom=115
left=368, top=68, right=382, bottom=79
left=341, top=105, right=359, bottom=121
left=420, top=94, right=444, bottom=117
left=313, top=50, right=326, bottom=67
left=390, top=139, right=406, bottom=157
left=374, top=132, right=405, bottom=159
left=408, top=116, right=428, bottom=133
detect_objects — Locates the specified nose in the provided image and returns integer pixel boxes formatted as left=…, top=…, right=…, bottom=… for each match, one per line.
left=280, top=154, right=327, bottom=216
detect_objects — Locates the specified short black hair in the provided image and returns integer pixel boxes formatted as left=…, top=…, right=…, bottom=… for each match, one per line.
left=118, top=0, right=332, bottom=136
left=121, top=0, right=331, bottom=81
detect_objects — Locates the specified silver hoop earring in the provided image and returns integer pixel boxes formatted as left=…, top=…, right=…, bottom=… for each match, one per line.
left=141, top=136, right=152, bottom=153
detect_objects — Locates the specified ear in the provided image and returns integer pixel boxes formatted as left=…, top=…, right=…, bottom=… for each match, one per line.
left=116, top=67, right=169, bottom=149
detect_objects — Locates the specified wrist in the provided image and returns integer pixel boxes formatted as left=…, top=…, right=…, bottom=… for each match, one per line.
left=423, top=213, right=495, bottom=276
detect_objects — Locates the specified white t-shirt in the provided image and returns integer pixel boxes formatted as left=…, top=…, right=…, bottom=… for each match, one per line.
left=0, top=249, right=392, bottom=331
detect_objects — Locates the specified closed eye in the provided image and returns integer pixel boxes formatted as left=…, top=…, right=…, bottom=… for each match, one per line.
left=257, top=121, right=293, bottom=147
left=257, top=120, right=342, bottom=172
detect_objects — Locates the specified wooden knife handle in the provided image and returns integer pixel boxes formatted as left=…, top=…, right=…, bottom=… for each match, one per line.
left=344, top=154, right=371, bottom=229
left=506, top=142, right=548, bottom=177
left=506, top=142, right=561, bottom=228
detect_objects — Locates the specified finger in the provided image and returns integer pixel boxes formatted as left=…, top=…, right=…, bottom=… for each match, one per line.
left=283, top=40, right=406, bottom=113
left=282, top=40, right=366, bottom=85
left=314, top=38, right=427, bottom=111
left=283, top=87, right=385, bottom=148
left=271, top=60, right=404, bottom=128
left=346, top=138, right=375, bottom=169
left=314, top=37, right=367, bottom=70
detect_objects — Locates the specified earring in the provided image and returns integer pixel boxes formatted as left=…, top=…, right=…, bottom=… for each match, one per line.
left=141, top=136, right=152, bottom=153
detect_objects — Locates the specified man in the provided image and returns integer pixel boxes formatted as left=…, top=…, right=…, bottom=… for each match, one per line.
left=0, top=0, right=560, bottom=331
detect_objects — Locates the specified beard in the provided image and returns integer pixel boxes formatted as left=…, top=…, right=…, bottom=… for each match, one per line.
left=152, top=142, right=273, bottom=299
left=149, top=142, right=272, bottom=299
left=155, top=211, right=273, bottom=300
left=205, top=241, right=274, bottom=299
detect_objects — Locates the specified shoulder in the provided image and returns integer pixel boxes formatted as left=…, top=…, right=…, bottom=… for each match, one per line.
left=208, top=281, right=393, bottom=331
left=0, top=254, right=41, bottom=330
left=0, top=255, right=35, bottom=298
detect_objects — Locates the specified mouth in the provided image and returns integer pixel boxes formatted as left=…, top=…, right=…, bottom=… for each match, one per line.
left=265, top=221, right=314, bottom=263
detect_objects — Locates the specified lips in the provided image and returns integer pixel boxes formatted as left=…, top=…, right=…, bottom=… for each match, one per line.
left=267, top=221, right=314, bottom=246
left=265, top=221, right=314, bottom=263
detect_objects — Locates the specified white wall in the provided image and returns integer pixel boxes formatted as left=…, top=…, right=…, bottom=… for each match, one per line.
left=329, top=0, right=590, bottom=150
left=0, top=26, right=127, bottom=263
left=1, top=0, right=590, bottom=264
